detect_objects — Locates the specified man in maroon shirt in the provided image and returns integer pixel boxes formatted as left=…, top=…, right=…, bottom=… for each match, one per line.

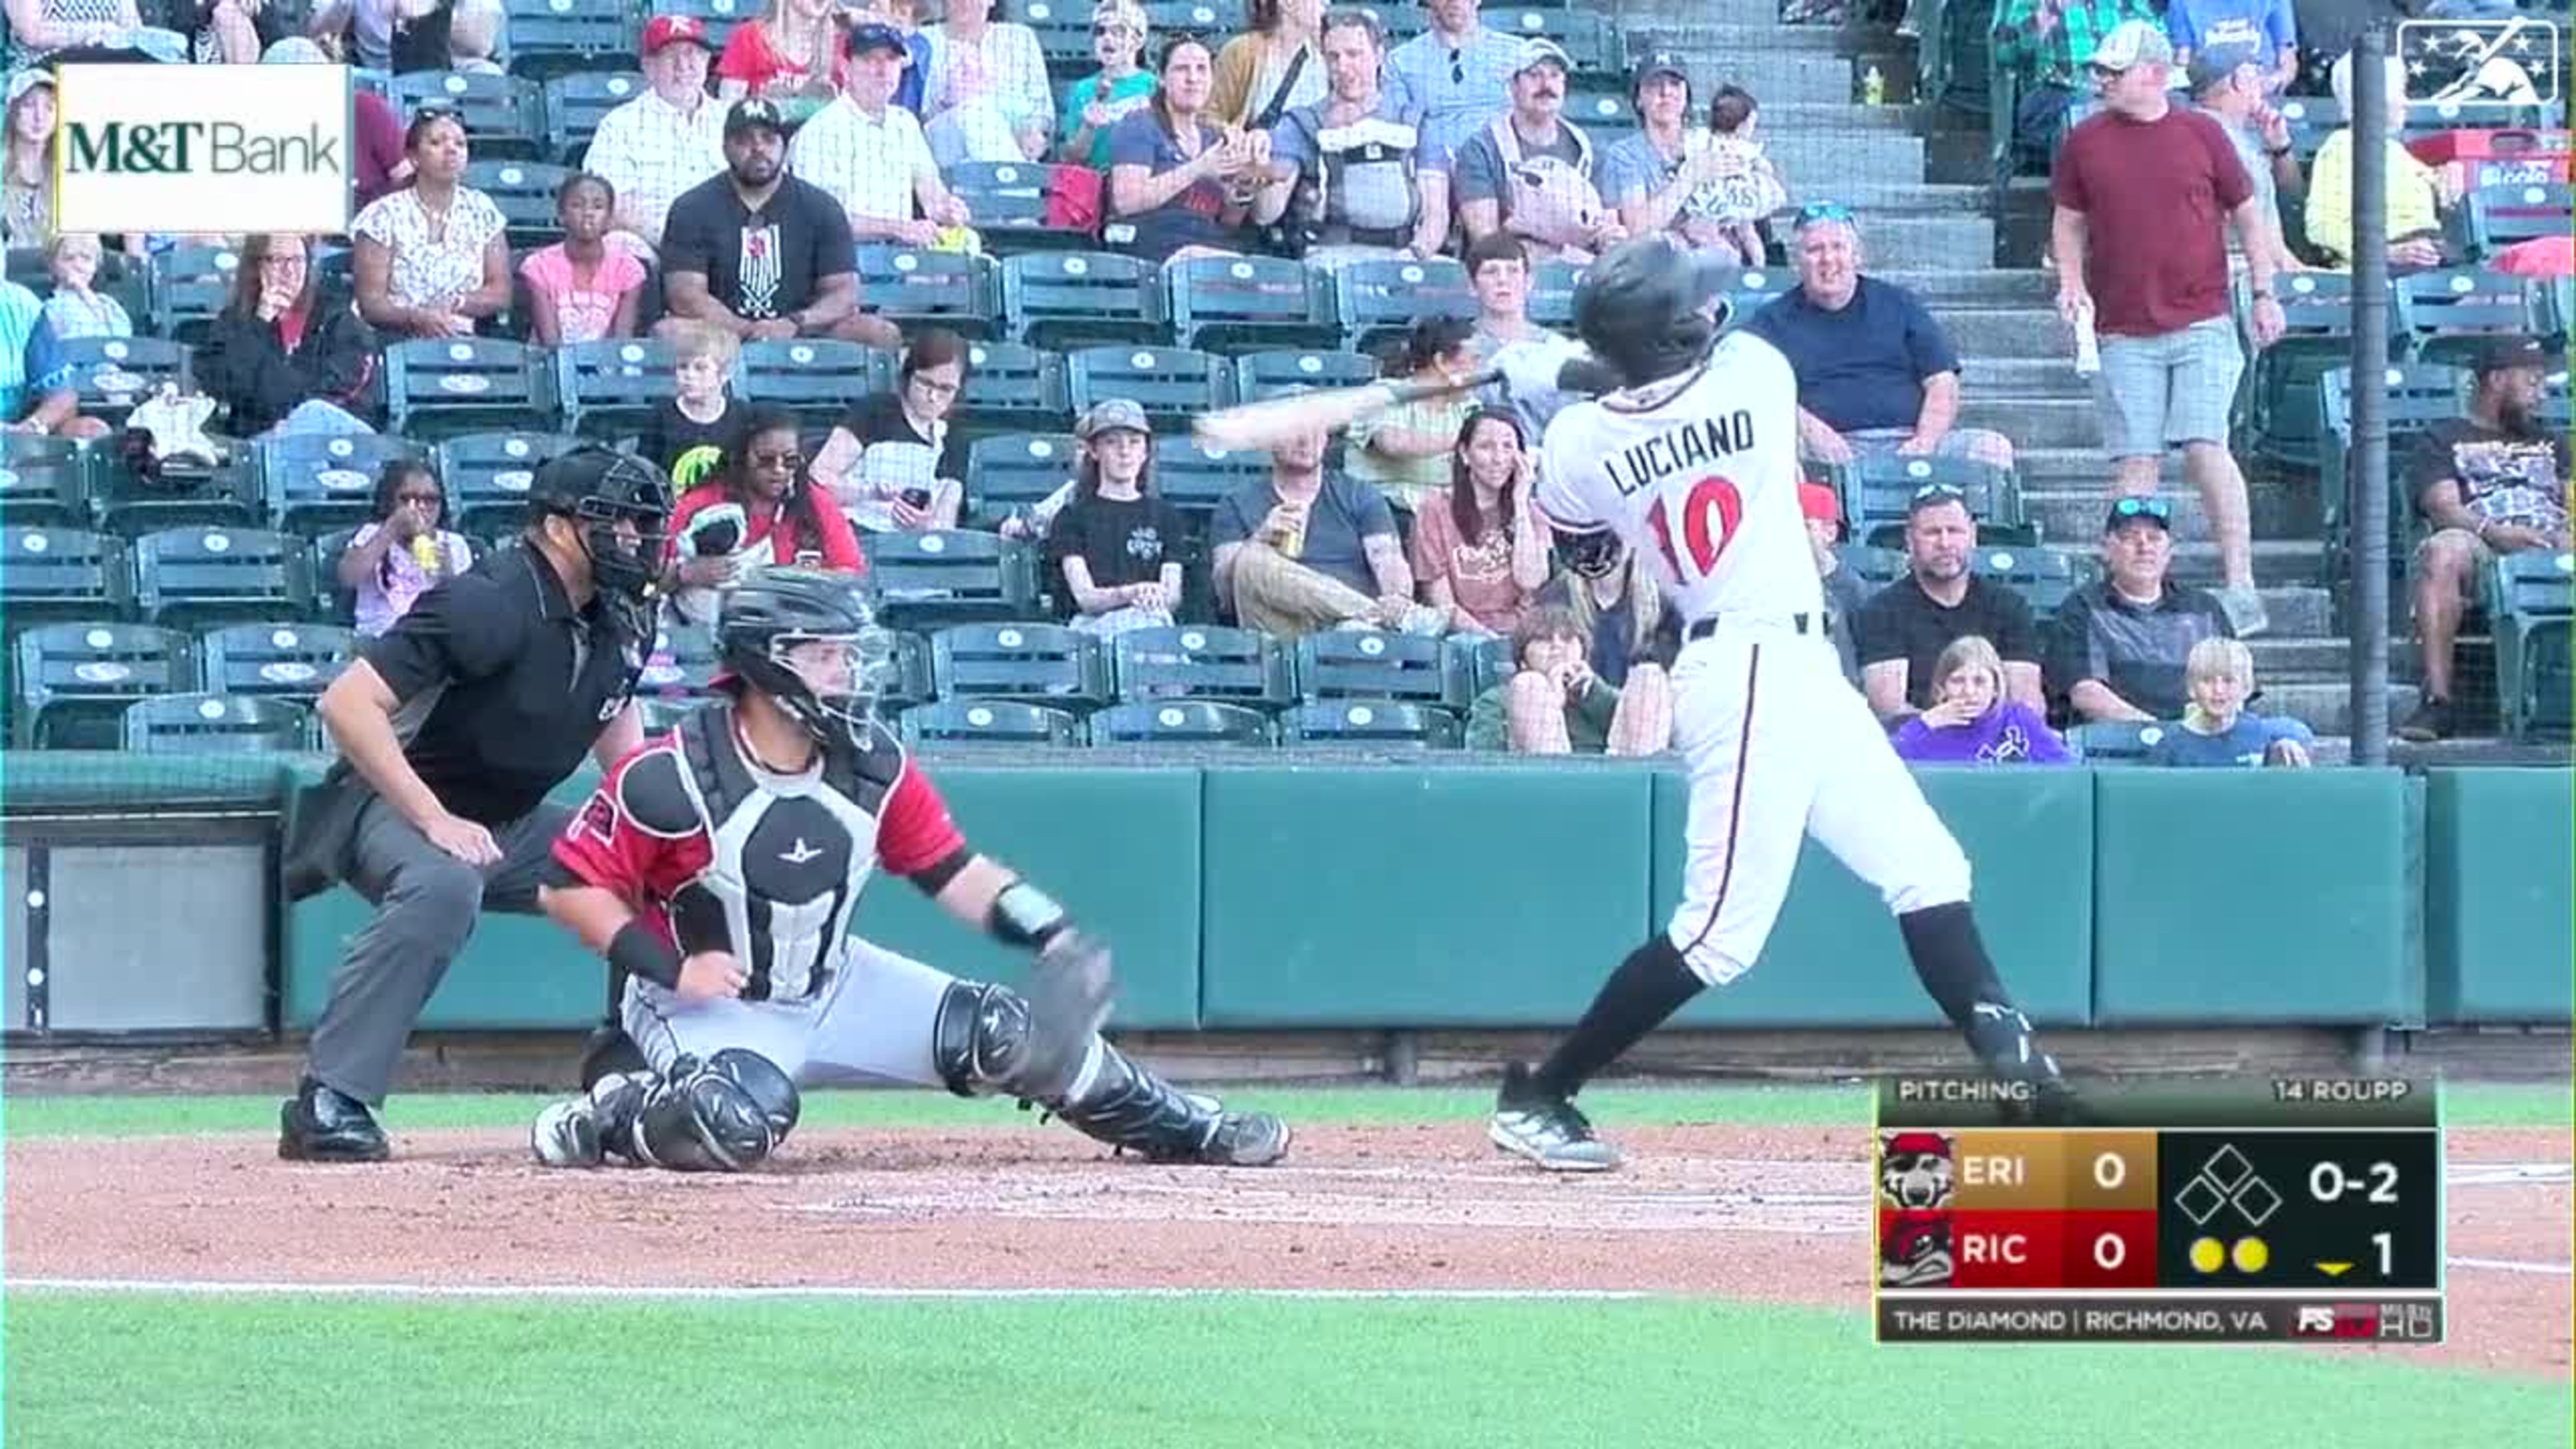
left=2049, top=19, right=2286, bottom=638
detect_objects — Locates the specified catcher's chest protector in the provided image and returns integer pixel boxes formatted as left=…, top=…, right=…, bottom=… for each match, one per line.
left=662, top=708, right=906, bottom=1003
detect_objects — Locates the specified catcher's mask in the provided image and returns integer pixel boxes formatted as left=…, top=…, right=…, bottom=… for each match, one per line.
left=530, top=448, right=673, bottom=600
left=715, top=568, right=899, bottom=747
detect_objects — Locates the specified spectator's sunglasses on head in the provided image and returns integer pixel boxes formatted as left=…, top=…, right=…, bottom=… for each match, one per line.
left=1093, top=16, right=1138, bottom=35
left=1794, top=202, right=1856, bottom=231
left=1911, top=482, right=1968, bottom=503
left=2109, top=497, right=2171, bottom=522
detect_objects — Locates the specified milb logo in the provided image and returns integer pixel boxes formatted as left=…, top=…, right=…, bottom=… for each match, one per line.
left=64, top=120, right=344, bottom=177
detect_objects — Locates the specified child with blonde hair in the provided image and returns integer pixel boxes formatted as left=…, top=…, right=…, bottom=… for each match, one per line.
left=1892, top=634, right=2070, bottom=764
left=638, top=320, right=747, bottom=490
left=2148, top=636, right=2316, bottom=768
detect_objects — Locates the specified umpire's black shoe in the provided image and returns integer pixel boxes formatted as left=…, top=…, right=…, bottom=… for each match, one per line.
left=279, top=1076, right=390, bottom=1163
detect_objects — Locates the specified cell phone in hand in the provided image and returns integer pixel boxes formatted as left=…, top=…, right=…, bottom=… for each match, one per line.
left=901, top=487, right=932, bottom=510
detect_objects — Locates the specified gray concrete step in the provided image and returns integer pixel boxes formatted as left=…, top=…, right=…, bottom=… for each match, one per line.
left=2251, top=636, right=2413, bottom=678
left=1622, top=0, right=1830, bottom=27
left=2015, top=446, right=2181, bottom=490
left=1850, top=215, right=1995, bottom=272
left=1757, top=133, right=1929, bottom=192
left=1883, top=269, right=2060, bottom=310
left=1961, top=356, right=2088, bottom=396
left=1944, top=307, right=2071, bottom=356
left=1623, top=21, right=1900, bottom=54
left=2261, top=681, right=2422, bottom=736
left=2167, top=539, right=2328, bottom=588
left=2021, top=487, right=2209, bottom=544
left=1960, top=397, right=2098, bottom=450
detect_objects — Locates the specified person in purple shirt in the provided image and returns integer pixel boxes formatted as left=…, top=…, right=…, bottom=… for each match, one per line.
left=1893, top=634, right=2073, bottom=765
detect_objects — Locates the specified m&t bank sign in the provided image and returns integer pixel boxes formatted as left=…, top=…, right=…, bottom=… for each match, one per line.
left=56, top=65, right=352, bottom=234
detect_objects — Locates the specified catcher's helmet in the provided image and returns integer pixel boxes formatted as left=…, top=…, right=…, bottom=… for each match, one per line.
left=1571, top=235, right=1734, bottom=389
left=714, top=567, right=899, bottom=747
left=529, top=447, right=673, bottom=599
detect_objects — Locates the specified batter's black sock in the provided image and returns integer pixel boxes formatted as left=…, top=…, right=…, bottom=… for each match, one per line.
left=1531, top=936, right=1704, bottom=1100
left=1898, top=902, right=2067, bottom=1096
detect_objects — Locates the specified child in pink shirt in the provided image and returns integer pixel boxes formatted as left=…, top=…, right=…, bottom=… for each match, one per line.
left=519, top=172, right=648, bottom=345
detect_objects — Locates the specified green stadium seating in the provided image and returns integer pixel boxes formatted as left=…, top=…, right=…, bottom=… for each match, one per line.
left=897, top=698, right=1085, bottom=746
left=386, top=339, right=558, bottom=439
left=1293, top=629, right=1464, bottom=707
left=862, top=529, right=1040, bottom=627
left=542, top=71, right=644, bottom=164
left=1154, top=437, right=1269, bottom=514
left=465, top=159, right=574, bottom=250
left=2458, top=182, right=2572, bottom=262
left=1841, top=453, right=2032, bottom=548
left=737, top=338, right=892, bottom=430
left=501, top=0, right=642, bottom=79
left=0, top=527, right=127, bottom=626
left=1066, top=345, right=1231, bottom=429
left=945, top=163, right=1097, bottom=253
left=439, top=430, right=585, bottom=538
left=121, top=692, right=314, bottom=754
left=855, top=246, right=999, bottom=337
left=1528, top=259, right=1585, bottom=329
left=556, top=337, right=676, bottom=443
left=1972, top=544, right=2088, bottom=622
left=198, top=621, right=359, bottom=698
left=59, top=335, right=190, bottom=429
left=1110, top=625, right=1295, bottom=709
left=1002, top=252, right=1161, bottom=350
left=2244, top=269, right=2386, bottom=470
left=655, top=0, right=751, bottom=51
left=0, top=436, right=87, bottom=529
left=131, top=527, right=311, bottom=629
left=1332, top=257, right=1475, bottom=354
left=260, top=433, right=431, bottom=538
left=964, top=432, right=1078, bottom=526
left=2317, top=363, right=2470, bottom=605
left=1233, top=349, right=1377, bottom=404
left=1087, top=698, right=1274, bottom=746
left=149, top=243, right=245, bottom=345
left=1446, top=630, right=1516, bottom=699
left=2064, top=719, right=2167, bottom=765
left=1278, top=698, right=1460, bottom=747
left=2488, top=548, right=2574, bottom=740
left=929, top=621, right=1111, bottom=707
left=1164, top=255, right=1333, bottom=354
left=392, top=72, right=545, bottom=160
left=2397, top=269, right=2542, bottom=370
left=958, top=340, right=1072, bottom=431
left=15, top=621, right=193, bottom=748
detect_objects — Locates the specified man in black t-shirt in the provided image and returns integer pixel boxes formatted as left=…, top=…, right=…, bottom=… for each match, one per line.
left=276, top=452, right=672, bottom=1164
left=1855, top=487, right=2042, bottom=722
left=656, top=99, right=896, bottom=350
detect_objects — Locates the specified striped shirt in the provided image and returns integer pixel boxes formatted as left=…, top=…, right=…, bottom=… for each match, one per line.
left=584, top=90, right=729, bottom=248
left=1385, top=26, right=1523, bottom=172
left=923, top=22, right=1054, bottom=133
left=788, top=95, right=939, bottom=228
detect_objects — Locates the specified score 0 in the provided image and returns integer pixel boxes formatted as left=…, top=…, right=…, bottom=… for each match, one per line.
left=2310, top=1158, right=2402, bottom=1276
left=2066, top=1136, right=2155, bottom=1289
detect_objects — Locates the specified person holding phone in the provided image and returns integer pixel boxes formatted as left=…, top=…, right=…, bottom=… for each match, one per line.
left=662, top=402, right=868, bottom=622
left=808, top=326, right=970, bottom=532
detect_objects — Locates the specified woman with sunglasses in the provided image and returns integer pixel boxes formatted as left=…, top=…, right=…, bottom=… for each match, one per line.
left=663, top=402, right=866, bottom=623
left=1057, top=0, right=1155, bottom=168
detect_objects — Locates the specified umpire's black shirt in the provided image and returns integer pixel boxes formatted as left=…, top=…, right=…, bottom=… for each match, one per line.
left=363, top=540, right=646, bottom=826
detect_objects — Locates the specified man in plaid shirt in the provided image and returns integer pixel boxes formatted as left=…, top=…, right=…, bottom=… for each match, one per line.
left=1992, top=0, right=2160, bottom=169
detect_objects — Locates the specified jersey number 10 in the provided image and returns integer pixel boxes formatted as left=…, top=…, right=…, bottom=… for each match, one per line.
left=1644, top=476, right=1744, bottom=582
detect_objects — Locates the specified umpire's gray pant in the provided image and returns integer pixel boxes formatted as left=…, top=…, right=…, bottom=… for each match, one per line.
left=304, top=794, right=569, bottom=1105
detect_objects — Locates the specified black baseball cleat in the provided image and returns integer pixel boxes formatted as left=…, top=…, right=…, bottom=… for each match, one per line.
left=1489, top=1062, right=1621, bottom=1172
left=278, top=1076, right=390, bottom=1163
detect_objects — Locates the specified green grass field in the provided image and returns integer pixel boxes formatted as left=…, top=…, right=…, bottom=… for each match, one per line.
left=7, top=1083, right=2570, bottom=1448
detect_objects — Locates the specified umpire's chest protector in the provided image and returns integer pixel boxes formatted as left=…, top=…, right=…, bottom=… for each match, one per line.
left=639, top=708, right=905, bottom=1003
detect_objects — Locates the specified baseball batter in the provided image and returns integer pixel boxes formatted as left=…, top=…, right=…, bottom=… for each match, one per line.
left=525, top=569, right=1291, bottom=1173
left=1486, top=236, right=2077, bottom=1172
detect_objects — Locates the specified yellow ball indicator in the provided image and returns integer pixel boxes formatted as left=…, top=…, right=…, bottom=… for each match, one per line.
left=2189, top=1237, right=2224, bottom=1273
left=2232, top=1237, right=2270, bottom=1273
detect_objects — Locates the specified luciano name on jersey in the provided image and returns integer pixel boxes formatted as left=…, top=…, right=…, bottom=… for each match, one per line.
left=1600, top=409, right=1760, bottom=497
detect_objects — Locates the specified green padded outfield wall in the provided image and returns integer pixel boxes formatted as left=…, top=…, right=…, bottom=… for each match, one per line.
left=282, top=764, right=1206, bottom=1033
left=2424, top=766, right=2574, bottom=1023
left=2090, top=770, right=2416, bottom=1026
left=1197, top=767, right=1656, bottom=1027
left=1652, top=767, right=2096, bottom=1028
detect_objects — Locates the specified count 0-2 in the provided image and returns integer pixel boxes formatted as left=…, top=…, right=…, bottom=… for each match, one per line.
left=2308, top=1159, right=2400, bottom=1203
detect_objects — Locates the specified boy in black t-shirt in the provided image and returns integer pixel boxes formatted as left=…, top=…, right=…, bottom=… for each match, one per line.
left=1043, top=399, right=1189, bottom=632
left=637, top=320, right=747, bottom=490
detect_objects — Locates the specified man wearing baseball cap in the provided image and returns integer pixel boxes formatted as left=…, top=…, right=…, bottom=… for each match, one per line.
left=1597, top=52, right=1727, bottom=252
left=2400, top=334, right=2570, bottom=742
left=583, top=15, right=728, bottom=257
left=1047, top=399, right=1190, bottom=633
left=792, top=22, right=975, bottom=264
left=656, top=97, right=891, bottom=348
left=2186, top=43, right=2300, bottom=280
left=1453, top=38, right=1626, bottom=261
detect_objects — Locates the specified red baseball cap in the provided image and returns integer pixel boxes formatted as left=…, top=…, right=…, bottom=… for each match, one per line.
left=642, top=15, right=716, bottom=54
left=1798, top=481, right=1841, bottom=524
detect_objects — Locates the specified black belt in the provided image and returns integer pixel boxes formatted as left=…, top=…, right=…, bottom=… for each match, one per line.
left=1687, top=613, right=1815, bottom=641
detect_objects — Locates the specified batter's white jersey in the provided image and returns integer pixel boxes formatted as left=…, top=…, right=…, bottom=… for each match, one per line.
left=1538, top=333, right=1972, bottom=989
left=1536, top=333, right=1824, bottom=627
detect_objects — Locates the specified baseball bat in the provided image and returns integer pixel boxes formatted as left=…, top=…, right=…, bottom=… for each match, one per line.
left=1192, top=368, right=1504, bottom=452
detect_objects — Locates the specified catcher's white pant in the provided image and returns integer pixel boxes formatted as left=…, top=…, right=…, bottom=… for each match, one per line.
left=1664, top=618, right=1972, bottom=986
left=623, top=936, right=955, bottom=1089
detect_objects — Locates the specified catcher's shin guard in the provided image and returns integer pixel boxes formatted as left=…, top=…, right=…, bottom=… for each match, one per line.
left=585, top=1051, right=803, bottom=1173
left=1049, top=1039, right=1291, bottom=1167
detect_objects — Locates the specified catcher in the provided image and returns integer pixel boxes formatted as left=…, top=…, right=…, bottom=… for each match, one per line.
left=528, top=568, right=1291, bottom=1172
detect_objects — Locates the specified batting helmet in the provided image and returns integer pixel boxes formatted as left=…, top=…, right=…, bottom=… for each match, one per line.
left=714, top=567, right=899, bottom=748
left=1571, top=236, right=1734, bottom=389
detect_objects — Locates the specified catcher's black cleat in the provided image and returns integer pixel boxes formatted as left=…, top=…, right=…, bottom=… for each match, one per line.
left=578, top=1023, right=649, bottom=1091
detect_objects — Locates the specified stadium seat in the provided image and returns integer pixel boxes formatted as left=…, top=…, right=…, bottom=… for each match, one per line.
left=640, top=616, right=722, bottom=697
left=1163, top=255, right=1332, bottom=354
left=465, top=160, right=574, bottom=251
left=1140, top=0, right=1246, bottom=31
left=2064, top=719, right=2167, bottom=765
left=956, top=340, right=1072, bottom=430
left=0, top=436, right=88, bottom=528
left=122, top=692, right=315, bottom=753
left=897, top=698, right=1084, bottom=746
left=856, top=246, right=998, bottom=335
left=1838, top=541, right=1909, bottom=586
left=964, top=433, right=1079, bottom=527
left=1233, top=349, right=1377, bottom=404
left=1720, top=266, right=1791, bottom=326
left=501, top=0, right=642, bottom=79
left=2489, top=549, right=2574, bottom=741
left=1065, top=345, right=1230, bottom=429
left=2459, top=182, right=2572, bottom=263
left=131, top=527, right=311, bottom=628
left=557, top=337, right=676, bottom=443
left=2397, top=269, right=2542, bottom=370
left=1001, top=252, right=1161, bottom=350
left=386, top=339, right=557, bottom=439
left=198, top=621, right=360, bottom=698
left=150, top=243, right=245, bottom=344
left=655, top=0, right=753, bottom=51
left=58, top=336, right=190, bottom=428
left=1971, top=544, right=2087, bottom=623
left=5, top=244, right=146, bottom=319
left=737, top=339, right=892, bottom=430
left=1562, top=91, right=1635, bottom=139
left=1109, top=624, right=1295, bottom=709
left=2244, top=269, right=2381, bottom=469
left=0, top=526, right=127, bottom=625
left=542, top=71, right=644, bottom=164
left=15, top=621, right=193, bottom=748
left=392, top=72, right=545, bottom=161
left=1358, top=1, right=1427, bottom=40
left=1007, top=0, right=1092, bottom=73
left=1494, top=6, right=1621, bottom=71
left=880, top=627, right=937, bottom=712
left=1293, top=628, right=1462, bottom=707
left=1528, top=258, right=1587, bottom=329
left=1445, top=630, right=1516, bottom=699
left=860, top=529, right=1039, bottom=627
left=439, top=430, right=586, bottom=537
left=2541, top=366, right=2572, bottom=435
left=1154, top=435, right=1269, bottom=515
left=929, top=621, right=1111, bottom=706
left=2317, top=364, right=2471, bottom=605
left=261, top=433, right=431, bottom=538
left=944, top=163, right=1097, bottom=252
left=1278, top=698, right=1460, bottom=747
left=1088, top=698, right=1273, bottom=746
left=1332, top=257, right=1475, bottom=353
left=1842, top=454, right=2032, bottom=549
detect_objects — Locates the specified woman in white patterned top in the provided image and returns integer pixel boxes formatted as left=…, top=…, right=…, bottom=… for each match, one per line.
left=349, top=108, right=512, bottom=339
left=4, top=0, right=184, bottom=68
left=2, top=69, right=54, bottom=251
left=38, top=234, right=131, bottom=341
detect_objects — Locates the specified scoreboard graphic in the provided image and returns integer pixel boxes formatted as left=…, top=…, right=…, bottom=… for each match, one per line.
left=1872, top=1078, right=2444, bottom=1344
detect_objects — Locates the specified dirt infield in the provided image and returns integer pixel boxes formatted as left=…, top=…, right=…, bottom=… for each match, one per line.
left=6, top=1123, right=2566, bottom=1377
